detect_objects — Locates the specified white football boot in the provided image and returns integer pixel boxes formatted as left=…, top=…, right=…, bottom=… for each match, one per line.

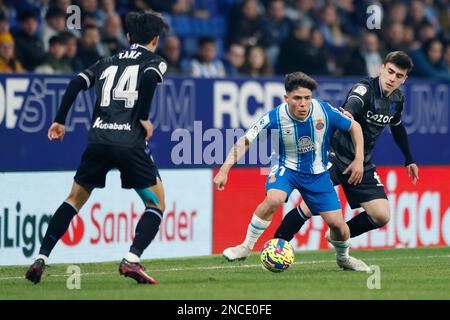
left=336, top=255, right=371, bottom=272
left=222, top=244, right=251, bottom=261
left=325, top=229, right=371, bottom=272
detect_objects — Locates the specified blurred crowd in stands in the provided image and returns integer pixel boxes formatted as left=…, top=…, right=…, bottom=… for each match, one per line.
left=0, top=0, right=449, bottom=81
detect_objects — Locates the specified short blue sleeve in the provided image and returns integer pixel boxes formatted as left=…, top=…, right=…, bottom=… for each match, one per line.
left=245, top=107, right=278, bottom=143
left=322, top=101, right=352, bottom=132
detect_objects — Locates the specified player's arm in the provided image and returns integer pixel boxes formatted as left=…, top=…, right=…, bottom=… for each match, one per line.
left=343, top=120, right=364, bottom=185
left=214, top=112, right=272, bottom=190
left=135, top=71, right=160, bottom=141
left=213, top=136, right=251, bottom=191
left=390, top=121, right=419, bottom=184
left=137, top=59, right=167, bottom=141
left=49, top=76, right=91, bottom=141
left=49, top=63, right=98, bottom=141
left=327, top=101, right=364, bottom=184
left=342, top=84, right=370, bottom=117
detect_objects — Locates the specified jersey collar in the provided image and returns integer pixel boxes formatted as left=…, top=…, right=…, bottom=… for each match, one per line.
left=130, top=43, right=151, bottom=51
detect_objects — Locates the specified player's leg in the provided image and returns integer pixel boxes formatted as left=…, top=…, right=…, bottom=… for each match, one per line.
left=343, top=168, right=389, bottom=237
left=301, top=171, right=369, bottom=271
left=26, top=145, right=108, bottom=284
left=223, top=165, right=294, bottom=261
left=39, top=182, right=92, bottom=257
left=223, top=188, right=287, bottom=261
left=129, top=178, right=165, bottom=260
left=273, top=200, right=312, bottom=240
left=319, top=209, right=368, bottom=271
left=119, top=178, right=164, bottom=284
left=116, top=147, right=164, bottom=284
left=26, top=182, right=92, bottom=284
left=347, top=198, right=390, bottom=237
left=273, top=163, right=341, bottom=240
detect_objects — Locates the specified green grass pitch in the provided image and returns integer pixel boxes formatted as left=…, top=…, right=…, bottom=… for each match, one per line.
left=1, top=247, right=449, bottom=300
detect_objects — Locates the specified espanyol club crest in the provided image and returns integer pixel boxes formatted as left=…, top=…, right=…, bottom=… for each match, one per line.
left=297, top=136, right=315, bottom=153
left=315, top=120, right=325, bottom=130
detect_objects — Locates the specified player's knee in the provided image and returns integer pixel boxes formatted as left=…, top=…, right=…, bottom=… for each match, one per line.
left=144, top=199, right=165, bottom=212
left=66, top=194, right=83, bottom=211
left=327, top=219, right=346, bottom=233
left=371, top=210, right=390, bottom=227
left=264, top=195, right=284, bottom=211
left=158, top=201, right=166, bottom=213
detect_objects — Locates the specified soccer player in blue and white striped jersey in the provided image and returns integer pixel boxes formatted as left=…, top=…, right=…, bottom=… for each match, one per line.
left=214, top=72, right=370, bottom=271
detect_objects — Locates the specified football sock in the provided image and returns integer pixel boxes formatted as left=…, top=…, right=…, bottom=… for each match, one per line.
left=274, top=206, right=310, bottom=241
left=125, top=252, right=140, bottom=263
left=129, top=207, right=163, bottom=257
left=347, top=211, right=380, bottom=238
left=328, top=237, right=350, bottom=259
left=39, top=201, right=78, bottom=257
left=35, top=254, right=49, bottom=265
left=242, top=213, right=271, bottom=250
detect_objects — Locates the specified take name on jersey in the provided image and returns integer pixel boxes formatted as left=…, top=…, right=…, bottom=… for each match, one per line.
left=118, top=50, right=142, bottom=59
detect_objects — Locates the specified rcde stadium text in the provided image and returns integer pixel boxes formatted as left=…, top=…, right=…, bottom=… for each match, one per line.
left=177, top=304, right=271, bottom=317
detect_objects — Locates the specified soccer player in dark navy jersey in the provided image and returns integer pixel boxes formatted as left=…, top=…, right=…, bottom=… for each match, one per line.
left=26, top=10, right=169, bottom=285
left=273, top=51, right=420, bottom=249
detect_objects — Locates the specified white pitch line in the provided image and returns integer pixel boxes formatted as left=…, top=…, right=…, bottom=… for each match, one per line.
left=0, top=254, right=449, bottom=281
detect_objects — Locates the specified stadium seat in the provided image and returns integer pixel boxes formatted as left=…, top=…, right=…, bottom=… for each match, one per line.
left=191, top=17, right=210, bottom=36
left=171, top=15, right=192, bottom=37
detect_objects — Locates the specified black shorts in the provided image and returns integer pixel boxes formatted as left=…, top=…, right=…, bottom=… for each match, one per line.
left=329, top=162, right=388, bottom=209
left=74, top=144, right=160, bottom=190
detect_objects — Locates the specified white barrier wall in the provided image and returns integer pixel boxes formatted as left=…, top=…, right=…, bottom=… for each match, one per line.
left=0, top=169, right=213, bottom=266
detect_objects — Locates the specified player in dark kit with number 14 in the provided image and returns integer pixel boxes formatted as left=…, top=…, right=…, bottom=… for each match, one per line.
left=26, top=10, right=169, bottom=284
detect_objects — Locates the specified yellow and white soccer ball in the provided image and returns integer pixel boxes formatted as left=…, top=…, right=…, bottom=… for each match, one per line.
left=260, top=238, right=295, bottom=272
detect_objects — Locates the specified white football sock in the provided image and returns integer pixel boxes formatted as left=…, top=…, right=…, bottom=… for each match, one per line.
left=125, top=252, right=140, bottom=263
left=35, top=254, right=49, bottom=265
left=242, top=213, right=271, bottom=250
left=328, top=238, right=350, bottom=259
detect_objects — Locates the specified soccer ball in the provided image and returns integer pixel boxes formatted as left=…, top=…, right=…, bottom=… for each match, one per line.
left=260, top=238, right=295, bottom=272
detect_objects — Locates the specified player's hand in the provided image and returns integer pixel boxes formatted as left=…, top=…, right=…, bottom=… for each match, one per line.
left=343, top=158, right=364, bottom=185
left=406, top=163, right=419, bottom=185
left=48, top=122, right=66, bottom=141
left=339, top=107, right=354, bottom=120
left=213, top=170, right=228, bottom=191
left=139, top=119, right=154, bottom=141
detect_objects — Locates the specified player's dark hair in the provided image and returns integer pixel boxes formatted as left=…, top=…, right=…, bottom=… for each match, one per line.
left=284, top=72, right=318, bottom=93
left=125, top=10, right=169, bottom=45
left=383, top=51, right=414, bottom=74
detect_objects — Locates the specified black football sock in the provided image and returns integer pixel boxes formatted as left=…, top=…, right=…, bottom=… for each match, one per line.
left=129, top=207, right=163, bottom=258
left=347, top=211, right=380, bottom=238
left=274, top=206, right=310, bottom=241
left=39, top=202, right=78, bottom=257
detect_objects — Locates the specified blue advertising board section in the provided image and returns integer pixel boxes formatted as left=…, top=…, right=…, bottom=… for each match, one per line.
left=1, top=73, right=448, bottom=171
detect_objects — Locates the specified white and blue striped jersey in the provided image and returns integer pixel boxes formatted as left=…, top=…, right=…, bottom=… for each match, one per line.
left=245, top=99, right=352, bottom=174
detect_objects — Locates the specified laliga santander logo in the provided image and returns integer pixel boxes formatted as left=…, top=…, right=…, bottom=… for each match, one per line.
left=61, top=215, right=85, bottom=246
